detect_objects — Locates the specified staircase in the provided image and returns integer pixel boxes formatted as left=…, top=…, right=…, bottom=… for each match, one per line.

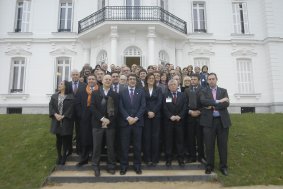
left=47, top=152, right=217, bottom=184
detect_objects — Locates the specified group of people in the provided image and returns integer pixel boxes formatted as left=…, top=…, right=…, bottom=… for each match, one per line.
left=49, top=62, right=231, bottom=177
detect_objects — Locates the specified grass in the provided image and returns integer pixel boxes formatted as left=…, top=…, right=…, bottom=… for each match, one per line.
left=0, top=114, right=282, bottom=188
left=217, top=113, right=283, bottom=186
left=0, top=115, right=56, bottom=189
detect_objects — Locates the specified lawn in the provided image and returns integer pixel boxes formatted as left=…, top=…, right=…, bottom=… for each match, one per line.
left=0, top=115, right=56, bottom=189
left=0, top=114, right=282, bottom=188
left=218, top=113, right=283, bottom=186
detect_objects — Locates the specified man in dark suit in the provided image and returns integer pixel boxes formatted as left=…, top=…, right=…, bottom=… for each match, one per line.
left=111, top=71, right=127, bottom=94
left=199, top=73, right=231, bottom=176
left=163, top=79, right=187, bottom=167
left=69, top=69, right=87, bottom=155
left=91, top=75, right=119, bottom=177
left=119, top=74, right=146, bottom=175
left=111, top=71, right=127, bottom=161
left=75, top=74, right=99, bottom=166
left=184, top=74, right=205, bottom=163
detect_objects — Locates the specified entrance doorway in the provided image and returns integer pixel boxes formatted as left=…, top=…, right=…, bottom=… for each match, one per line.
left=125, top=57, right=140, bottom=68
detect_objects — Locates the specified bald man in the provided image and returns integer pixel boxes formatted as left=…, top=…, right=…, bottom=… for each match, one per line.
left=91, top=75, right=119, bottom=177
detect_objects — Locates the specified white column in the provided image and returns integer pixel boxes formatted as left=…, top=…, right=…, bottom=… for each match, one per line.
left=147, top=26, right=156, bottom=67
left=83, top=48, right=90, bottom=65
left=175, top=48, right=183, bottom=67
left=110, top=26, right=118, bottom=65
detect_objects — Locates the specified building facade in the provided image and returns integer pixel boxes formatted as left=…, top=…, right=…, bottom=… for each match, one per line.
left=0, top=0, right=283, bottom=114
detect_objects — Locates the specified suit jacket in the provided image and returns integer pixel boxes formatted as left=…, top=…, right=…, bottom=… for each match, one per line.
left=184, top=85, right=202, bottom=111
left=199, top=86, right=231, bottom=128
left=200, top=72, right=208, bottom=88
left=49, top=93, right=75, bottom=135
left=163, top=91, right=187, bottom=122
left=119, top=87, right=146, bottom=127
left=75, top=85, right=98, bottom=145
left=91, top=88, right=119, bottom=129
left=69, top=81, right=87, bottom=118
left=144, top=87, right=163, bottom=118
left=112, top=83, right=127, bottom=94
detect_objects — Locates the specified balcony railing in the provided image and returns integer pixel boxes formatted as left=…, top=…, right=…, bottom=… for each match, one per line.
left=78, top=6, right=187, bottom=34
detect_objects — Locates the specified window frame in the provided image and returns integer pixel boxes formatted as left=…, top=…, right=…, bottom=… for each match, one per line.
left=96, top=50, right=108, bottom=65
left=193, top=57, right=210, bottom=69
left=58, top=0, right=73, bottom=32
left=9, top=57, right=26, bottom=94
left=14, top=0, right=31, bottom=32
left=192, top=1, right=207, bottom=33
left=236, top=58, right=254, bottom=94
left=55, top=57, right=71, bottom=89
left=232, top=2, right=249, bottom=34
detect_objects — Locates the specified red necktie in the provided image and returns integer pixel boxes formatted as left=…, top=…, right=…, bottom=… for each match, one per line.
left=173, top=92, right=177, bottom=104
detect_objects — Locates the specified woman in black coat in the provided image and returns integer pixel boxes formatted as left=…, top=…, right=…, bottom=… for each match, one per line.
left=49, top=80, right=75, bottom=165
left=143, top=73, right=163, bottom=166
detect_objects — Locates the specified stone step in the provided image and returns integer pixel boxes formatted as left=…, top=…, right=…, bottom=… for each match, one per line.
left=48, top=169, right=217, bottom=183
left=56, top=161, right=205, bottom=171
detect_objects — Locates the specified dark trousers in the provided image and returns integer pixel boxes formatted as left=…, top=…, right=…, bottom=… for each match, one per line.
left=56, top=134, right=70, bottom=158
left=203, top=117, right=229, bottom=169
left=92, top=128, right=116, bottom=169
left=79, top=145, right=92, bottom=163
left=164, top=121, right=184, bottom=161
left=69, top=119, right=82, bottom=154
left=143, top=117, right=160, bottom=163
left=187, top=116, right=204, bottom=159
left=120, top=125, right=142, bottom=170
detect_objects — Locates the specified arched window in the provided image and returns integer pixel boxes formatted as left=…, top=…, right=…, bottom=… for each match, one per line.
left=159, top=50, right=169, bottom=65
left=96, top=50, right=107, bottom=65
left=124, top=46, right=142, bottom=56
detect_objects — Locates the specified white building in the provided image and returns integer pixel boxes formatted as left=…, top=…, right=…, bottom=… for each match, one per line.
left=0, top=0, right=283, bottom=114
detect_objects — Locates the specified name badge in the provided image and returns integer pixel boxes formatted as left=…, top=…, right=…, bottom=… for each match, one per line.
left=166, top=97, right=172, bottom=103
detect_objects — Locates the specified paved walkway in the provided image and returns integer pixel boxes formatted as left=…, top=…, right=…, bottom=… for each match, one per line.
left=42, top=182, right=283, bottom=189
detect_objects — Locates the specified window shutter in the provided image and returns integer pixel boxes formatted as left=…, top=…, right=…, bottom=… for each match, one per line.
left=242, top=3, right=249, bottom=34
left=232, top=3, right=241, bottom=34
left=22, top=0, right=31, bottom=32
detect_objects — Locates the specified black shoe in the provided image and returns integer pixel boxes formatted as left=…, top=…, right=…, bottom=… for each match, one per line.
left=134, top=168, right=142, bottom=175
left=120, top=168, right=127, bottom=175
left=178, top=160, right=185, bottom=167
left=220, top=168, right=228, bottom=176
left=107, top=169, right=116, bottom=175
left=94, top=167, right=100, bottom=177
left=76, top=160, right=88, bottom=167
left=205, top=167, right=213, bottom=174
left=60, top=156, right=67, bottom=165
left=165, top=161, right=172, bottom=167
left=186, top=157, right=196, bottom=163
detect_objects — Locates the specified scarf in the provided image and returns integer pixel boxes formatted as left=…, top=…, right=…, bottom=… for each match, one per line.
left=86, top=84, right=99, bottom=107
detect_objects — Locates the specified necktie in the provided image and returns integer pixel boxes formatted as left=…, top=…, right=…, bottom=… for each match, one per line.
left=114, top=84, right=118, bottom=93
left=173, top=92, right=177, bottom=104
left=212, top=88, right=216, bottom=100
left=91, top=87, right=94, bottom=92
left=130, top=89, right=134, bottom=104
left=74, top=82, right=78, bottom=94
